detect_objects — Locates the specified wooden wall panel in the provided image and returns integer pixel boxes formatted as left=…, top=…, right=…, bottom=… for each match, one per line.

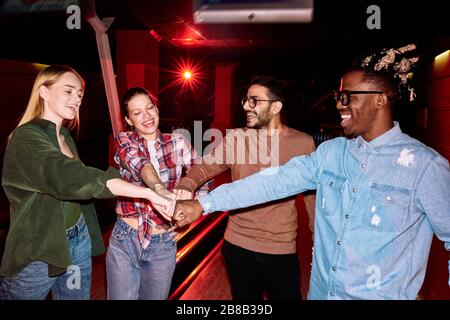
left=417, top=51, right=450, bottom=300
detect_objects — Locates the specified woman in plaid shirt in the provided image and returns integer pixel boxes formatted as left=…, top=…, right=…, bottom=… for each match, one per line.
left=106, top=87, right=210, bottom=300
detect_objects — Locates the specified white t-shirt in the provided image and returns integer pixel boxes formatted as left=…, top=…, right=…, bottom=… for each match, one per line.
left=147, top=140, right=161, bottom=178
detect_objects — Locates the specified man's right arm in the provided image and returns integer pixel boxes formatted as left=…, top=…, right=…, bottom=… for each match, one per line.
left=198, top=152, right=319, bottom=214
left=174, top=130, right=231, bottom=195
left=175, top=163, right=229, bottom=193
left=174, top=152, right=320, bottom=226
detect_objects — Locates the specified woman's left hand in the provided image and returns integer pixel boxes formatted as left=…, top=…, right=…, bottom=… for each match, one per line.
left=148, top=190, right=176, bottom=220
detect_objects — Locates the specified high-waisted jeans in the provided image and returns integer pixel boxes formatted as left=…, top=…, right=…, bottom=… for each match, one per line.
left=106, top=218, right=177, bottom=300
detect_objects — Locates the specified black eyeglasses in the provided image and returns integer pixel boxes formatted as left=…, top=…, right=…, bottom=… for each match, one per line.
left=241, top=97, right=278, bottom=109
left=333, top=90, right=384, bottom=106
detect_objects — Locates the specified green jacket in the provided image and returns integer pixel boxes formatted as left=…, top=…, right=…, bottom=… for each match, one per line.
left=1, top=118, right=120, bottom=277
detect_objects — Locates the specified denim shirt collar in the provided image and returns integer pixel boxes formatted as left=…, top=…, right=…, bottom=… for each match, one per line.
left=352, top=121, right=402, bottom=152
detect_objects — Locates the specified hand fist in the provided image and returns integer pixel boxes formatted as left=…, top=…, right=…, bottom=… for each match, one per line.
left=149, top=188, right=176, bottom=221
left=173, top=200, right=204, bottom=228
left=173, top=188, right=194, bottom=200
left=152, top=199, right=176, bottom=222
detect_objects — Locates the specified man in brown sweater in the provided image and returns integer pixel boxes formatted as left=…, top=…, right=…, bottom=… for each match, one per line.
left=174, top=76, right=315, bottom=300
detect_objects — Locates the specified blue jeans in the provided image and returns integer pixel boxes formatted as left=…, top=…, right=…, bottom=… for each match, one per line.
left=106, top=218, right=177, bottom=300
left=0, top=214, right=92, bottom=300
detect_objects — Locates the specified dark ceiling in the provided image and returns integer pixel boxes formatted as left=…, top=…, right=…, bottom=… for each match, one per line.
left=95, top=0, right=448, bottom=50
left=0, top=0, right=448, bottom=135
left=0, top=0, right=449, bottom=79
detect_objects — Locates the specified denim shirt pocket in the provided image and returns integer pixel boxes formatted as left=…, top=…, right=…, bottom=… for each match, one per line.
left=318, top=170, right=346, bottom=216
left=362, top=183, right=411, bottom=232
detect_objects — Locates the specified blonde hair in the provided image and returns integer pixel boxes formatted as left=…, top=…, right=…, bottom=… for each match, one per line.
left=9, top=65, right=85, bottom=140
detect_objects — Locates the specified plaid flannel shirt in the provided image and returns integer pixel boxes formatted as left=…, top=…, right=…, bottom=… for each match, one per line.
left=114, top=130, right=210, bottom=248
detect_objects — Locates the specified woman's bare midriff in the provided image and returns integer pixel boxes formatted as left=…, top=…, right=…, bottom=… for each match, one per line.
left=120, top=216, right=167, bottom=234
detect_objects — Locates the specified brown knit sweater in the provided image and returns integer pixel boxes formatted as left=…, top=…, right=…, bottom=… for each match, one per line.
left=176, top=126, right=316, bottom=254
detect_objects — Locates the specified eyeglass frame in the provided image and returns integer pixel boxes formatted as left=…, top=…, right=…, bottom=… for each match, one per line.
left=241, top=97, right=278, bottom=109
left=333, top=90, right=384, bottom=106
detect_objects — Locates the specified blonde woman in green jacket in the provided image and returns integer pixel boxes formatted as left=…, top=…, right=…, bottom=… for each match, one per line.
left=0, top=65, right=175, bottom=300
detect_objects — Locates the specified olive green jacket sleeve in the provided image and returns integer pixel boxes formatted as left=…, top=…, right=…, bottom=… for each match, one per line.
left=1, top=120, right=120, bottom=277
left=2, top=124, right=120, bottom=201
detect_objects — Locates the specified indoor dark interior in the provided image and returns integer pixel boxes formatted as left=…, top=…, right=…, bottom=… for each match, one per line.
left=0, top=0, right=449, bottom=302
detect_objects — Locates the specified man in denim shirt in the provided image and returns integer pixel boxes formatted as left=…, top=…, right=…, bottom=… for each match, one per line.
left=173, top=45, right=450, bottom=299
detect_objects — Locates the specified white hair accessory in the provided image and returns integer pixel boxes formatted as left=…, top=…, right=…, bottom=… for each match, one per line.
left=361, top=44, right=419, bottom=101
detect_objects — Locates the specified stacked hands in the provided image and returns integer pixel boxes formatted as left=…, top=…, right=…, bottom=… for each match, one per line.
left=148, top=186, right=203, bottom=231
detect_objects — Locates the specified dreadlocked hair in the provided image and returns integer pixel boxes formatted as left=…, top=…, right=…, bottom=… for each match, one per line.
left=349, top=44, right=419, bottom=103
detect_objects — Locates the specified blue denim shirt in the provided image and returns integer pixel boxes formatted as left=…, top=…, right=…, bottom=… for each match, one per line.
left=198, top=123, right=450, bottom=299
